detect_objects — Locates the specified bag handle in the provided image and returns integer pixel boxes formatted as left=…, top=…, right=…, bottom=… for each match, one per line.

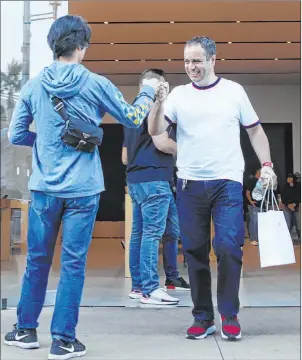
left=49, top=95, right=69, bottom=123
left=260, top=177, right=279, bottom=212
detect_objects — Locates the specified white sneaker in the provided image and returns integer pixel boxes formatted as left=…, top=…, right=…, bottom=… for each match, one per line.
left=140, top=288, right=179, bottom=305
left=129, top=289, right=142, bottom=299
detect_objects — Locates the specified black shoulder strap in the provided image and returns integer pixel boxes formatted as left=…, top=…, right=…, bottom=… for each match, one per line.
left=49, top=95, right=69, bottom=122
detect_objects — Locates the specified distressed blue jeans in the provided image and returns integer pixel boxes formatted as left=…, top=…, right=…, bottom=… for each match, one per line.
left=128, top=181, right=180, bottom=296
left=177, top=179, right=244, bottom=320
left=283, top=206, right=301, bottom=239
left=17, top=191, right=100, bottom=341
left=247, top=204, right=260, bottom=241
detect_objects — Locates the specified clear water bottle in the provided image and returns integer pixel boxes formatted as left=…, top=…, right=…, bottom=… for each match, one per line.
left=252, top=179, right=266, bottom=201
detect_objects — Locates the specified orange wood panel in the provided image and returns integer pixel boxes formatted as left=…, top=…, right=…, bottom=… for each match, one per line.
left=69, top=1, right=300, bottom=22
left=1, top=199, right=11, bottom=261
left=86, top=43, right=300, bottom=61
left=99, top=73, right=300, bottom=88
left=83, top=59, right=300, bottom=74
left=89, top=23, right=300, bottom=43
left=92, top=221, right=125, bottom=238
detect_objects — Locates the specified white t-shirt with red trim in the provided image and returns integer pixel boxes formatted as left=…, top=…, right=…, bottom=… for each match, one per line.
left=164, top=77, right=260, bottom=184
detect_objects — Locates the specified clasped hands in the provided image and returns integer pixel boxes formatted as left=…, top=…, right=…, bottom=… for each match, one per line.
left=141, top=79, right=169, bottom=103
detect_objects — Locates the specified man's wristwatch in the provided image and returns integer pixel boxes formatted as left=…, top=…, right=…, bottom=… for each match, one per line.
left=262, top=162, right=273, bottom=168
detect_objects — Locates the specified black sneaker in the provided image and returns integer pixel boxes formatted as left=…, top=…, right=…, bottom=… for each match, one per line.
left=48, top=338, right=86, bottom=360
left=4, top=324, right=39, bottom=349
left=165, top=277, right=190, bottom=291
left=186, top=320, right=216, bottom=340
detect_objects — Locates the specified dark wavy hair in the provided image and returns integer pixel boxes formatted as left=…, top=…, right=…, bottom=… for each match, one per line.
left=47, top=15, right=91, bottom=59
left=286, top=173, right=298, bottom=186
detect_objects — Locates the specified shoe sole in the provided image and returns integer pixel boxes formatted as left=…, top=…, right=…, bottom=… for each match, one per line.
left=129, top=294, right=142, bottom=299
left=140, top=298, right=179, bottom=305
left=4, top=340, right=40, bottom=349
left=186, top=325, right=216, bottom=340
left=165, top=286, right=190, bottom=291
left=48, top=350, right=87, bottom=360
left=221, top=329, right=242, bottom=341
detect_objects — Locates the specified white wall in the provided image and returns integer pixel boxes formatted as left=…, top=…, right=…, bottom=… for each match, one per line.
left=245, top=85, right=300, bottom=173
left=104, top=85, right=301, bottom=172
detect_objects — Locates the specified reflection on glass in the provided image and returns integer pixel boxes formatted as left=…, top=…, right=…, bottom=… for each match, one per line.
left=1, top=127, right=32, bottom=200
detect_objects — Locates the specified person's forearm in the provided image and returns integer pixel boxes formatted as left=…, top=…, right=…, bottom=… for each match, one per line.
left=8, top=128, right=36, bottom=147
left=246, top=125, right=271, bottom=165
left=148, top=100, right=167, bottom=136
left=122, top=147, right=127, bottom=165
left=246, top=191, right=253, bottom=204
left=154, top=138, right=177, bottom=156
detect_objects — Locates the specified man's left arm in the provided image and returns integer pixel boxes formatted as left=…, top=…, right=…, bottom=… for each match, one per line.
left=8, top=85, right=36, bottom=146
left=239, top=86, right=276, bottom=185
left=246, top=124, right=271, bottom=165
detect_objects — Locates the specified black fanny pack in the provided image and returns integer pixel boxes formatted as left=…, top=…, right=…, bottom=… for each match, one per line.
left=50, top=95, right=104, bottom=153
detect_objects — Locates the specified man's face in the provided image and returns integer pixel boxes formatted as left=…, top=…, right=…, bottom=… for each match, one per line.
left=287, top=176, right=294, bottom=184
left=184, top=44, right=215, bottom=84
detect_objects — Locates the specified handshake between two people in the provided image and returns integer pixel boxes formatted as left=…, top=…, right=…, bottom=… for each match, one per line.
left=141, top=78, right=170, bottom=103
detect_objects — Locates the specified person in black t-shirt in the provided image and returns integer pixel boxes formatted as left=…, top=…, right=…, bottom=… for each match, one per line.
left=245, top=169, right=261, bottom=246
left=281, top=173, right=301, bottom=244
left=123, top=69, right=189, bottom=305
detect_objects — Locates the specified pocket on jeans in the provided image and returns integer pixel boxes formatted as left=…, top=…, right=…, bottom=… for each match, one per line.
left=72, top=194, right=100, bottom=210
left=31, top=191, right=50, bottom=216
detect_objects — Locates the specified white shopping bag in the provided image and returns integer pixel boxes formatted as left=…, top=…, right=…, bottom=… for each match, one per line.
left=257, top=178, right=296, bottom=268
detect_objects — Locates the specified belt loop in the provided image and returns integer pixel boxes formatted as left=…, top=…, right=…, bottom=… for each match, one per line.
left=182, top=179, right=188, bottom=191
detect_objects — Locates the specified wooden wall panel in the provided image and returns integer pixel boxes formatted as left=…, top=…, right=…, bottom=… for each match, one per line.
left=86, top=43, right=300, bottom=61
left=89, top=23, right=300, bottom=43
left=83, top=59, right=301, bottom=74
left=69, top=1, right=300, bottom=22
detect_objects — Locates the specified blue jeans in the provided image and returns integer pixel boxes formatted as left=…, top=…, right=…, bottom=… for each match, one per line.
left=283, top=206, right=301, bottom=238
left=128, top=181, right=180, bottom=296
left=177, top=179, right=244, bottom=320
left=17, top=191, right=100, bottom=341
left=247, top=205, right=260, bottom=241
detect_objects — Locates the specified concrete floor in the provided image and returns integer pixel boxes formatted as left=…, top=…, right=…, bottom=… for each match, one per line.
left=1, top=307, right=300, bottom=360
left=1, top=239, right=300, bottom=308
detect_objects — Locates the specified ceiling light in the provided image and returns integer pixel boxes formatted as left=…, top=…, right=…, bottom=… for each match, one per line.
left=169, top=42, right=173, bottom=44
left=115, top=59, right=119, bottom=62
left=221, top=58, right=225, bottom=61
left=110, top=42, right=114, bottom=45
left=141, top=60, right=145, bottom=62
left=104, top=21, right=109, bottom=24
left=228, top=42, right=232, bottom=44
left=287, top=41, right=292, bottom=44
left=274, top=58, right=278, bottom=60
left=168, top=59, right=172, bottom=61
left=236, top=20, right=240, bottom=23
left=170, top=21, right=174, bottom=23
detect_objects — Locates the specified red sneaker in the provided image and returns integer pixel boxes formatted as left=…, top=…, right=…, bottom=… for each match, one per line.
left=221, top=315, right=241, bottom=341
left=186, top=320, right=216, bottom=340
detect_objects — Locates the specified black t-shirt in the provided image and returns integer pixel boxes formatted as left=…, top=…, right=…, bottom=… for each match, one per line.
left=246, top=177, right=262, bottom=207
left=123, top=120, right=176, bottom=183
left=281, top=183, right=301, bottom=208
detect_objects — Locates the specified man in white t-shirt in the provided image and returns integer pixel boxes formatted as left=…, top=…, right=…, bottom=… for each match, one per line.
left=148, top=36, right=277, bottom=341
